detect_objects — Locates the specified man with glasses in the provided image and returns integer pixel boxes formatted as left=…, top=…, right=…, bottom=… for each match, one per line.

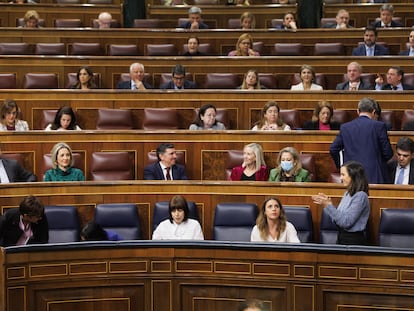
left=160, top=64, right=197, bottom=90
left=388, top=137, right=414, bottom=185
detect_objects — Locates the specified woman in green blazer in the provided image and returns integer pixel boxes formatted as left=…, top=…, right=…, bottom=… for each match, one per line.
left=269, top=146, right=310, bottom=182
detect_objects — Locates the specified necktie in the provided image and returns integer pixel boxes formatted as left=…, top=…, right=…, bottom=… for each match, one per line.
left=367, top=47, right=373, bottom=56
left=165, top=167, right=171, bottom=180
left=396, top=167, right=405, bottom=184
left=392, top=86, right=398, bottom=91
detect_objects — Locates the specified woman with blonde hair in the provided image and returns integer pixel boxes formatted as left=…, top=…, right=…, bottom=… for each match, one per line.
left=22, top=10, right=41, bottom=28
left=251, top=101, right=290, bottom=131
left=240, top=69, right=262, bottom=90
left=291, top=64, right=323, bottom=91
left=228, top=33, right=260, bottom=56
left=230, top=143, right=268, bottom=181
left=268, top=146, right=310, bottom=182
left=250, top=196, right=300, bottom=242
left=240, top=11, right=255, bottom=29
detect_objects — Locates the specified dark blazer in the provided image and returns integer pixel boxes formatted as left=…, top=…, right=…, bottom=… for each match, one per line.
left=183, top=51, right=206, bottom=56
left=179, top=21, right=209, bottom=29
left=322, top=23, right=353, bottom=29
left=143, top=162, right=188, bottom=180
left=160, top=80, right=197, bottom=90
left=336, top=80, right=373, bottom=90
left=330, top=115, right=394, bottom=184
left=0, top=208, right=49, bottom=247
left=230, top=165, right=269, bottom=181
left=381, top=83, right=414, bottom=91
left=116, top=80, right=153, bottom=89
left=1, top=158, right=37, bottom=182
left=399, top=49, right=411, bottom=56
left=303, top=121, right=341, bottom=130
left=371, top=20, right=403, bottom=28
left=352, top=44, right=389, bottom=56
left=387, top=159, right=414, bottom=185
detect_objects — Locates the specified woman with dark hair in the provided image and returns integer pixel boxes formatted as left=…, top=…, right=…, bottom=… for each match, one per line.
left=275, top=12, right=297, bottom=30
left=303, top=101, right=341, bottom=130
left=152, top=195, right=204, bottom=240
left=291, top=65, right=323, bottom=91
left=71, top=66, right=96, bottom=90
left=312, top=161, right=370, bottom=245
left=0, top=99, right=29, bottom=131
left=183, top=36, right=206, bottom=56
left=250, top=197, right=300, bottom=242
left=251, top=101, right=290, bottom=131
left=239, top=69, right=262, bottom=90
left=189, top=104, right=226, bottom=130
left=80, top=222, right=122, bottom=241
left=45, top=106, right=81, bottom=131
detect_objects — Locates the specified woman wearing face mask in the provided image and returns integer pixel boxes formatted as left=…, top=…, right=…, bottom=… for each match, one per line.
left=230, top=143, right=268, bottom=181
left=268, top=146, right=310, bottom=182
left=152, top=195, right=204, bottom=240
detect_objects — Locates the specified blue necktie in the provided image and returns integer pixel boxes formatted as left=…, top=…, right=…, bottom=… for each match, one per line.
left=396, top=167, right=405, bottom=184
left=367, top=47, right=373, bottom=56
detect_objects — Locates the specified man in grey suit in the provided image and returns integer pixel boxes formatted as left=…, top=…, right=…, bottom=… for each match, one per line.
left=336, top=62, right=373, bottom=91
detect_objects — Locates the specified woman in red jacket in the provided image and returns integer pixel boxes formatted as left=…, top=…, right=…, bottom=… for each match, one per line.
left=230, top=143, right=269, bottom=181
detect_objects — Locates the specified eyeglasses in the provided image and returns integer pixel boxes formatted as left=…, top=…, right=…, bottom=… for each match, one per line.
left=240, top=41, right=251, bottom=45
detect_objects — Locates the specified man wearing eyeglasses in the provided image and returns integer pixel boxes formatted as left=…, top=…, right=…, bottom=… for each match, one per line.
left=388, top=137, right=414, bottom=185
left=160, top=64, right=197, bottom=90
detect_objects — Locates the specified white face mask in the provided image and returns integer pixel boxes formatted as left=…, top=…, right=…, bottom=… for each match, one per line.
left=280, top=160, right=293, bottom=172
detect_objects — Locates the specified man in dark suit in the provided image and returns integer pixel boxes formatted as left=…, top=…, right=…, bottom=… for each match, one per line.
left=322, top=9, right=352, bottom=29
left=399, top=30, right=414, bottom=56
left=0, top=147, right=37, bottom=183
left=179, top=6, right=208, bottom=29
left=352, top=26, right=389, bottom=56
left=375, top=66, right=414, bottom=90
left=336, top=62, right=373, bottom=91
left=330, top=97, right=393, bottom=184
left=144, top=143, right=188, bottom=180
left=388, top=137, right=414, bottom=185
left=371, top=4, right=403, bottom=28
left=116, top=62, right=153, bottom=90
left=160, top=64, right=197, bottom=90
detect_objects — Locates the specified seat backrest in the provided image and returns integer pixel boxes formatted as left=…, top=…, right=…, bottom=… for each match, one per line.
left=270, top=18, right=283, bottom=28
left=314, top=43, right=344, bottom=56
left=44, top=205, right=80, bottom=243
left=66, top=72, right=101, bottom=88
left=299, top=153, right=316, bottom=181
left=320, top=208, right=338, bottom=244
left=279, top=109, right=300, bottom=129
left=378, top=208, right=414, bottom=248
left=142, top=108, right=179, bottom=130
left=54, top=18, right=82, bottom=28
left=225, top=150, right=243, bottom=180
left=194, top=0, right=218, bottom=4
left=133, top=19, right=162, bottom=28
left=92, top=19, right=120, bottom=28
left=253, top=41, right=264, bottom=55
left=273, top=43, right=303, bottom=56
left=319, top=17, right=336, bottom=27
left=403, top=73, right=414, bottom=87
left=94, top=203, right=141, bottom=240
left=42, top=152, right=84, bottom=181
left=227, top=18, right=240, bottom=29
left=380, top=110, right=395, bottom=130
left=0, top=73, right=17, bottom=89
left=401, top=110, right=414, bottom=130
left=70, top=42, right=103, bottom=56
left=0, top=153, right=25, bottom=168
left=23, top=73, right=59, bottom=89
left=0, top=43, right=31, bottom=55
left=182, top=43, right=213, bottom=55
left=258, top=73, right=278, bottom=89
left=108, top=44, right=139, bottom=56
left=96, top=108, right=134, bottom=130
left=204, top=73, right=240, bottom=89
left=284, top=206, right=313, bottom=243
left=35, top=43, right=66, bottom=55
left=40, top=109, right=58, bottom=130
left=152, top=201, right=199, bottom=233
left=16, top=18, right=45, bottom=27
left=213, top=202, right=258, bottom=241
left=331, top=109, right=349, bottom=125
left=146, top=44, right=178, bottom=56
left=56, top=0, right=80, bottom=3
left=90, top=151, right=134, bottom=181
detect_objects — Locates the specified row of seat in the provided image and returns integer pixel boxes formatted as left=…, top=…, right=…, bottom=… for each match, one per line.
left=45, top=202, right=414, bottom=248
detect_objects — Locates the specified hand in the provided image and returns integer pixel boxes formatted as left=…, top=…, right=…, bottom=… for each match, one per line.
left=375, top=74, right=384, bottom=85
left=338, top=23, right=347, bottom=29
left=190, top=22, right=199, bottom=29
left=288, top=21, right=297, bottom=30
left=312, top=193, right=333, bottom=208
left=248, top=48, right=257, bottom=56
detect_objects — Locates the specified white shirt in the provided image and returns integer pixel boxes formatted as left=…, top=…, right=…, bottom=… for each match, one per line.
left=44, top=124, right=82, bottom=131
left=291, top=83, right=323, bottom=91
left=152, top=218, right=204, bottom=240
left=251, top=124, right=291, bottom=131
left=250, top=221, right=300, bottom=243
left=159, top=162, right=173, bottom=180
left=0, top=159, right=10, bottom=183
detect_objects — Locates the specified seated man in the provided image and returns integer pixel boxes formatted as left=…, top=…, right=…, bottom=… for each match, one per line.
left=388, top=137, right=414, bottom=185
left=0, top=195, right=48, bottom=247
left=117, top=62, right=153, bottom=90
left=336, top=62, right=373, bottom=91
left=322, top=9, right=352, bottom=29
left=352, top=26, right=389, bottom=56
left=399, top=30, right=414, bottom=56
left=371, top=4, right=402, bottom=28
left=160, top=64, right=197, bottom=90
left=375, top=66, right=414, bottom=90
left=97, top=12, right=112, bottom=29
left=0, top=144, right=37, bottom=182
left=144, top=143, right=188, bottom=180
left=179, top=6, right=209, bottom=29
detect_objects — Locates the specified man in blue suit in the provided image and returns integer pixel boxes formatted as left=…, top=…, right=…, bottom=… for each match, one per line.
left=160, top=64, right=197, bottom=90
left=352, top=26, right=389, bottom=56
left=399, top=30, right=414, bottom=56
left=179, top=6, right=209, bottom=30
left=371, top=4, right=403, bottom=28
left=330, top=97, right=393, bottom=184
left=117, top=63, right=153, bottom=90
left=144, top=143, right=188, bottom=180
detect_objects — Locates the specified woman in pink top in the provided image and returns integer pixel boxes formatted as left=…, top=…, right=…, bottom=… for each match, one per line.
left=228, top=33, right=260, bottom=56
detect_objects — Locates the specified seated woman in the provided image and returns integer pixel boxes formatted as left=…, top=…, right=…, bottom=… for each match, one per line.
left=291, top=65, right=323, bottom=91
left=183, top=36, right=206, bottom=56
left=0, top=99, right=29, bottom=131
left=164, top=0, right=187, bottom=5
left=189, top=103, right=226, bottom=130
left=240, top=12, right=255, bottom=30
left=71, top=66, right=97, bottom=90
left=250, top=197, right=300, bottom=243
left=43, top=142, right=85, bottom=181
left=275, top=12, right=297, bottom=30
left=239, top=69, right=263, bottom=90
left=303, top=101, right=341, bottom=130
left=152, top=195, right=204, bottom=240
left=20, top=10, right=41, bottom=28
left=230, top=143, right=268, bottom=181
left=268, top=146, right=310, bottom=182
left=45, top=106, right=82, bottom=131
left=80, top=222, right=123, bottom=241
left=251, top=101, right=290, bottom=131
left=228, top=33, right=260, bottom=56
